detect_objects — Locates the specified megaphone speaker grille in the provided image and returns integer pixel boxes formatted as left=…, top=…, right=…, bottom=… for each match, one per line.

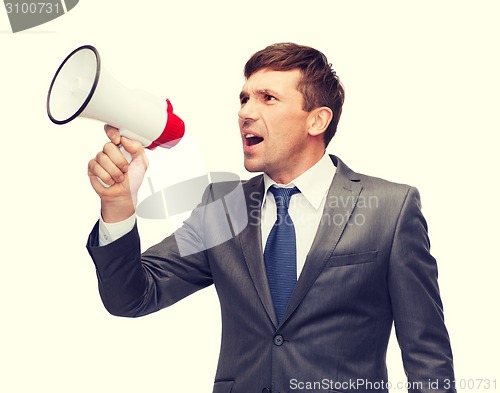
left=47, top=45, right=100, bottom=124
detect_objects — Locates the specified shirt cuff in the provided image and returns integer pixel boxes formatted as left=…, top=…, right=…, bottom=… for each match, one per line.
left=98, top=214, right=136, bottom=246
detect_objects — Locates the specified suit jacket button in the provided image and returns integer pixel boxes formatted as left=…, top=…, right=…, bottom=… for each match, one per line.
left=273, top=334, right=284, bottom=346
left=262, top=389, right=271, bottom=393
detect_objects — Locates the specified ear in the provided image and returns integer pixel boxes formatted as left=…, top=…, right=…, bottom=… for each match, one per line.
left=307, top=107, right=333, bottom=137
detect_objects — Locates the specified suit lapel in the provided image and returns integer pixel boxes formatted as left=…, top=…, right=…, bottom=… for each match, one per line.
left=239, top=175, right=279, bottom=327
left=278, top=156, right=363, bottom=327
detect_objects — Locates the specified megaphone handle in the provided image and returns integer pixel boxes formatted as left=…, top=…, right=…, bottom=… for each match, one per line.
left=97, top=144, right=132, bottom=188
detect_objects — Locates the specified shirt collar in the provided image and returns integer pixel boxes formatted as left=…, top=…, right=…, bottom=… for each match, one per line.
left=262, top=153, right=336, bottom=210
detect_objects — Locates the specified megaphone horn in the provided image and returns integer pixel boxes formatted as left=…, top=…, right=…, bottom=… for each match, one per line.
left=47, top=45, right=185, bottom=151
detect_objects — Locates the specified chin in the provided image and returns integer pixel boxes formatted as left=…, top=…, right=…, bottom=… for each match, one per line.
left=243, top=160, right=263, bottom=173
left=244, top=165, right=262, bottom=173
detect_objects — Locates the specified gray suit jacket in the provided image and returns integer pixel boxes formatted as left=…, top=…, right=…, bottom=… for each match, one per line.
left=87, top=155, right=455, bottom=393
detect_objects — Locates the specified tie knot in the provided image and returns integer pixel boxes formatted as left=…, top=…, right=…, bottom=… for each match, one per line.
left=269, top=186, right=300, bottom=209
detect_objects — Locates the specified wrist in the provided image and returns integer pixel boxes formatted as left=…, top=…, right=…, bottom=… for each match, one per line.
left=100, top=196, right=136, bottom=223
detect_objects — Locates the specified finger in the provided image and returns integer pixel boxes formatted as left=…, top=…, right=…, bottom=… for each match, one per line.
left=104, top=124, right=121, bottom=145
left=88, top=158, right=116, bottom=187
left=94, top=149, right=125, bottom=184
left=103, top=142, right=129, bottom=172
left=89, top=171, right=113, bottom=192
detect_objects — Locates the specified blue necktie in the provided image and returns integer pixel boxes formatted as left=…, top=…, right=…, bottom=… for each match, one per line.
left=264, top=186, right=300, bottom=322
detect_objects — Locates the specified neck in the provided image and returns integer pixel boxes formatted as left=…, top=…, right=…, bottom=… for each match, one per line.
left=267, top=150, right=326, bottom=185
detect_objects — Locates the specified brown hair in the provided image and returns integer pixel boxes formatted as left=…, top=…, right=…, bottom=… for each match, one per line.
left=244, top=43, right=344, bottom=146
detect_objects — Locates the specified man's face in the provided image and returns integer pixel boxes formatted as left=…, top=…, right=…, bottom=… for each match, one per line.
left=238, top=69, right=313, bottom=183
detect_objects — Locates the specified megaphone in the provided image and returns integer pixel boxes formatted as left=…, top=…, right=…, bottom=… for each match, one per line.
left=47, top=45, right=185, bottom=155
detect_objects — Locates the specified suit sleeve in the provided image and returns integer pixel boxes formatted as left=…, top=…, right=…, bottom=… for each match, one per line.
left=388, top=187, right=456, bottom=393
left=86, top=188, right=216, bottom=318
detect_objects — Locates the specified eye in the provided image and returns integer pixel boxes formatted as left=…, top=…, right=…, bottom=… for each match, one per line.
left=264, top=94, right=277, bottom=102
left=240, top=96, right=249, bottom=106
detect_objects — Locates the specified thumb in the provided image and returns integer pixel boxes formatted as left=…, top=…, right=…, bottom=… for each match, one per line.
left=120, top=136, right=145, bottom=160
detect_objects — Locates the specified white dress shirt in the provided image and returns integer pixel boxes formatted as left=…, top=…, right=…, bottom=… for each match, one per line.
left=99, top=153, right=337, bottom=280
left=98, top=214, right=136, bottom=246
left=260, top=153, right=336, bottom=278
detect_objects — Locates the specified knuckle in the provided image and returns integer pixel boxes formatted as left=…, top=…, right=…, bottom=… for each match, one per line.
left=103, top=142, right=116, bottom=153
left=88, top=159, right=98, bottom=173
left=95, top=151, right=104, bottom=160
left=95, top=150, right=110, bottom=165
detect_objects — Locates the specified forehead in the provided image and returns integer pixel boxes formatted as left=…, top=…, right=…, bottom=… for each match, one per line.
left=241, top=68, right=302, bottom=94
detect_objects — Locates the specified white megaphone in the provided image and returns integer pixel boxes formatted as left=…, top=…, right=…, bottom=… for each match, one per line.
left=47, top=45, right=185, bottom=160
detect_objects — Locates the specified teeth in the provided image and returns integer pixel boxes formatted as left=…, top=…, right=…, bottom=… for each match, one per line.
left=245, top=133, right=256, bottom=138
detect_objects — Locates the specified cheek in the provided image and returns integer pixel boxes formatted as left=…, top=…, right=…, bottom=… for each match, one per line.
left=281, top=116, right=309, bottom=142
left=263, top=108, right=309, bottom=144
left=268, top=112, right=297, bottom=135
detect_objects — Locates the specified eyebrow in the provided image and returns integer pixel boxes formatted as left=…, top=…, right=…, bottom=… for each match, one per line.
left=239, top=89, right=280, bottom=101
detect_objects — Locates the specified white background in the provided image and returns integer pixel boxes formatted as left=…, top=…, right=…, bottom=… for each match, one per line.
left=1, top=1, right=499, bottom=392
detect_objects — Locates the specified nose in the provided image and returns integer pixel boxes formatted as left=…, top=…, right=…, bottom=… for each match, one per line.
left=238, top=98, right=258, bottom=123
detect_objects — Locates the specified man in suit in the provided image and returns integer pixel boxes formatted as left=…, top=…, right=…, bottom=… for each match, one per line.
left=86, top=43, right=456, bottom=393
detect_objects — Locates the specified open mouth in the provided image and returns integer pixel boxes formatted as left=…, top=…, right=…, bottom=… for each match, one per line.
left=244, top=133, right=264, bottom=146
